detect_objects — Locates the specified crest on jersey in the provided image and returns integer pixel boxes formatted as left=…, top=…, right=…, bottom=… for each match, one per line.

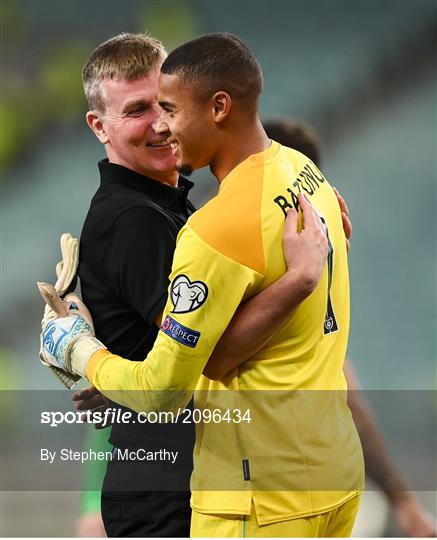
left=170, top=274, right=208, bottom=314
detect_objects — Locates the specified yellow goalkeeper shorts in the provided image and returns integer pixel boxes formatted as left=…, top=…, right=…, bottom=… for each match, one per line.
left=190, top=494, right=361, bottom=538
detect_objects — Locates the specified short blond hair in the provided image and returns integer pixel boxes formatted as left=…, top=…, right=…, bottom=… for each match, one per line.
left=82, top=33, right=167, bottom=112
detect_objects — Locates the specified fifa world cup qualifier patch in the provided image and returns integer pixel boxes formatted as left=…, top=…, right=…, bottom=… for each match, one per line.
left=161, top=315, right=201, bottom=348
left=170, top=274, right=208, bottom=314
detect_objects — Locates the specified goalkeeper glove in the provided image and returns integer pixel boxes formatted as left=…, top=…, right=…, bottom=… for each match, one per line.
left=38, top=233, right=104, bottom=384
left=38, top=282, right=105, bottom=377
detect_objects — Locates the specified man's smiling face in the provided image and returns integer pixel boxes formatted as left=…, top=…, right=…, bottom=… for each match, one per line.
left=99, top=68, right=177, bottom=182
left=156, top=73, right=217, bottom=176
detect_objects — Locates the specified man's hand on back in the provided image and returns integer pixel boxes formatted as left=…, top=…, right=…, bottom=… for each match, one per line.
left=72, top=385, right=111, bottom=429
left=282, top=192, right=329, bottom=298
left=333, top=187, right=352, bottom=251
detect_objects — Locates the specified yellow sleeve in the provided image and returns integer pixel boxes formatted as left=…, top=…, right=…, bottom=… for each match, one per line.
left=86, top=225, right=260, bottom=413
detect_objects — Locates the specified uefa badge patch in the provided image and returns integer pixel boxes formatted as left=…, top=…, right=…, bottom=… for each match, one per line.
left=170, top=274, right=208, bottom=314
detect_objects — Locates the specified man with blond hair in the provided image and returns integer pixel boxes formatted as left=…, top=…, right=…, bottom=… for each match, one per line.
left=68, top=33, right=340, bottom=537
left=79, top=32, right=195, bottom=537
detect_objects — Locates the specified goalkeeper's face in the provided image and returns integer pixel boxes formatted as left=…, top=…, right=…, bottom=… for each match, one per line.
left=95, top=68, right=177, bottom=183
left=156, top=73, right=219, bottom=176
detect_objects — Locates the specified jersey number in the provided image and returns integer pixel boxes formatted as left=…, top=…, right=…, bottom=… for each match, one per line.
left=320, top=215, right=339, bottom=335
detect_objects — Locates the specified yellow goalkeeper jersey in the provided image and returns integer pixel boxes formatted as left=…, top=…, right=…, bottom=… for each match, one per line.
left=88, top=141, right=364, bottom=523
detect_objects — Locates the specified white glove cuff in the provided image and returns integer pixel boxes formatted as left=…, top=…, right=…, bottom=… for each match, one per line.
left=70, top=335, right=106, bottom=378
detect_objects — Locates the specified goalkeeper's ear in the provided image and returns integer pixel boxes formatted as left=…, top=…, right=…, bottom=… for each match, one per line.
left=86, top=110, right=109, bottom=145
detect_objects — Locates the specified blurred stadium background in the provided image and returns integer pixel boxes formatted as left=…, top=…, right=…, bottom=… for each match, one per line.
left=1, top=0, right=435, bottom=536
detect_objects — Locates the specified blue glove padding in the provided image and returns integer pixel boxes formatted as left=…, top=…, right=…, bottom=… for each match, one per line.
left=42, top=315, right=93, bottom=372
